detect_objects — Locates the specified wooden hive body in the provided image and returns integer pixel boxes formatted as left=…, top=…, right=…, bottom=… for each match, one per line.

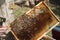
left=10, top=2, right=59, bottom=40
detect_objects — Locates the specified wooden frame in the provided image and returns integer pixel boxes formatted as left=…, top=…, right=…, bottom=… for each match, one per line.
left=9, top=1, right=59, bottom=40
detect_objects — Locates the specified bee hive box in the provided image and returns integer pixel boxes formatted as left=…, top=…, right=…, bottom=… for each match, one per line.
left=10, top=2, right=59, bottom=40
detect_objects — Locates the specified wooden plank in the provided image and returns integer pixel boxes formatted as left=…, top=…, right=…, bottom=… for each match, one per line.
left=10, top=1, right=59, bottom=40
